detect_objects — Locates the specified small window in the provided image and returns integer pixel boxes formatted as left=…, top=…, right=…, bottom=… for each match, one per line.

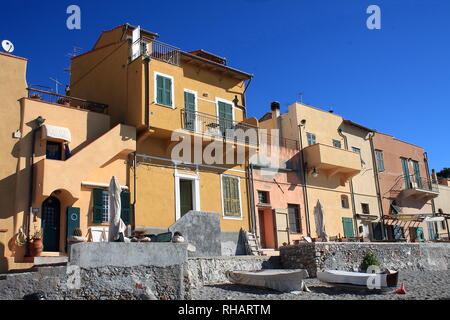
left=93, top=189, right=109, bottom=223
left=46, top=141, right=62, bottom=160
left=375, top=150, right=385, bottom=172
left=341, top=195, right=350, bottom=209
left=288, top=204, right=302, bottom=233
left=361, top=203, right=370, bottom=214
left=222, top=176, right=241, bottom=218
left=257, top=191, right=269, bottom=204
left=306, top=133, right=316, bottom=146
left=155, top=73, right=173, bottom=107
left=352, top=147, right=361, bottom=154
left=332, top=139, right=342, bottom=149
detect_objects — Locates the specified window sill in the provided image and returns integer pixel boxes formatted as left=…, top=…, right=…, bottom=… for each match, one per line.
left=155, top=103, right=175, bottom=109
left=223, top=215, right=243, bottom=221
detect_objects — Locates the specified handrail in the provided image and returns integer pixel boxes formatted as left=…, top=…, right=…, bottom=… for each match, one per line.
left=26, top=87, right=108, bottom=114
left=400, top=174, right=439, bottom=193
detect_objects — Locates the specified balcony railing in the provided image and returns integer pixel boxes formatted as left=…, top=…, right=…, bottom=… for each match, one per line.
left=131, top=38, right=180, bottom=66
left=181, top=109, right=259, bottom=145
left=27, top=87, right=108, bottom=114
left=401, top=175, right=439, bottom=193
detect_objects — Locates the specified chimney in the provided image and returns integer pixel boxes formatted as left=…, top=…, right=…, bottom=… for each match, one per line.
left=271, top=101, right=280, bottom=119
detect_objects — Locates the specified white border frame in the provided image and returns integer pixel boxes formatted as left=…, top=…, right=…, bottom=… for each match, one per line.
left=154, top=71, right=175, bottom=109
left=174, top=170, right=200, bottom=221
left=183, top=89, right=198, bottom=132
left=220, top=173, right=243, bottom=220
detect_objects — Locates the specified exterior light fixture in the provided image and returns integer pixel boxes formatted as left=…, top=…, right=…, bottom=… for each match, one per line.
left=300, top=119, right=306, bottom=127
left=35, top=116, right=46, bottom=127
left=312, top=167, right=319, bottom=178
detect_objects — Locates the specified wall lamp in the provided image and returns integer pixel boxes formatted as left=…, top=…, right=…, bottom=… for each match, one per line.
left=311, top=167, right=319, bottom=178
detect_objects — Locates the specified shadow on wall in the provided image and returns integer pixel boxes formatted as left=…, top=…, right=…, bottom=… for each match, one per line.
left=0, top=240, right=8, bottom=273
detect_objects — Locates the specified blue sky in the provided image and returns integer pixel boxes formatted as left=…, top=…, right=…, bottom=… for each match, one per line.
left=1, top=0, right=449, bottom=171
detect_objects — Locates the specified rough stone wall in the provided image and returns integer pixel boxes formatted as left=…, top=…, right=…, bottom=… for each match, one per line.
left=280, top=243, right=450, bottom=277
left=0, top=264, right=188, bottom=300
left=186, top=256, right=281, bottom=287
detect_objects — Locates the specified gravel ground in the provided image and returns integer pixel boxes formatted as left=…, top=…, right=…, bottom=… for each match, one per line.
left=189, top=271, right=450, bottom=300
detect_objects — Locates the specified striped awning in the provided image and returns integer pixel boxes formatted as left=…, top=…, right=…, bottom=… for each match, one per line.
left=41, top=125, right=71, bottom=142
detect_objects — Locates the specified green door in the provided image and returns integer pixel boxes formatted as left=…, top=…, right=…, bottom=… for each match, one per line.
left=41, top=196, right=61, bottom=252
left=427, top=222, right=436, bottom=240
left=184, top=91, right=196, bottom=131
left=416, top=227, right=425, bottom=242
left=342, top=218, right=355, bottom=238
left=180, top=180, right=193, bottom=217
left=393, top=225, right=404, bottom=240
left=66, top=207, right=80, bottom=251
left=401, top=158, right=411, bottom=188
left=218, top=101, right=233, bottom=139
left=412, top=161, right=423, bottom=189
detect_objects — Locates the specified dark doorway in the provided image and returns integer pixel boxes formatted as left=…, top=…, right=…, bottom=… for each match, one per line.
left=41, top=196, right=61, bottom=252
left=179, top=179, right=193, bottom=217
left=258, top=210, right=266, bottom=248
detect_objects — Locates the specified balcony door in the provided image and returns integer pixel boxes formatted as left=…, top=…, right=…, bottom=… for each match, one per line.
left=412, top=161, right=423, bottom=189
left=218, top=100, right=233, bottom=139
left=401, top=158, right=411, bottom=189
left=184, top=90, right=196, bottom=132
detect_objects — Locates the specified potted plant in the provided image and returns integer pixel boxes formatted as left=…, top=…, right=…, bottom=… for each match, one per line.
left=57, top=97, right=70, bottom=106
left=360, top=252, right=381, bottom=273
left=29, top=228, right=43, bottom=257
left=30, top=93, right=41, bottom=100
left=68, top=228, right=87, bottom=243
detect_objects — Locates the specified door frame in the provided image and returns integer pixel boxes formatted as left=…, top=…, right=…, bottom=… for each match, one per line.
left=174, top=171, right=200, bottom=221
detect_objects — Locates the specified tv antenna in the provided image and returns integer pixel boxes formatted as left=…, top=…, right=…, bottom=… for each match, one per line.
left=1, top=40, right=14, bottom=53
left=64, top=46, right=82, bottom=73
left=298, top=92, right=304, bottom=103
left=49, top=77, right=62, bottom=94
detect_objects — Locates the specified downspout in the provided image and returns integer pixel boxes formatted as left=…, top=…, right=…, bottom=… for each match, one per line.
left=423, top=152, right=436, bottom=214
left=132, top=152, right=137, bottom=233
left=297, top=124, right=311, bottom=237
left=27, top=116, right=45, bottom=255
left=369, top=132, right=386, bottom=240
left=242, top=78, right=252, bottom=118
left=247, top=164, right=257, bottom=234
left=338, top=129, right=358, bottom=238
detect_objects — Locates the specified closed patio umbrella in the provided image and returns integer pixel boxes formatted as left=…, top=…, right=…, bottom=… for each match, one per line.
left=108, top=176, right=126, bottom=241
left=314, top=200, right=328, bottom=241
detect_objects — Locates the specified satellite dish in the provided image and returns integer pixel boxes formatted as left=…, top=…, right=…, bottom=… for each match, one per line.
left=2, top=40, right=14, bottom=53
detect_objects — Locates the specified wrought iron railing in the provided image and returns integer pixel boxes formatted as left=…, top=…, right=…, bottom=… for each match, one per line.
left=181, top=109, right=259, bottom=145
left=401, top=175, right=439, bottom=193
left=262, top=134, right=299, bottom=150
left=27, top=87, right=108, bottom=114
left=131, top=38, right=180, bottom=66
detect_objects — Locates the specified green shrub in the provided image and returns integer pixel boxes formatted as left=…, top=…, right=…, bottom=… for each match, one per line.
left=360, top=252, right=381, bottom=272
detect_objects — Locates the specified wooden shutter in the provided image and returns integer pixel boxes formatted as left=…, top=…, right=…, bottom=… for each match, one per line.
left=156, top=75, right=164, bottom=105
left=184, top=91, right=195, bottom=130
left=342, top=218, right=354, bottom=238
left=164, top=77, right=172, bottom=106
left=222, top=176, right=240, bottom=217
left=121, top=191, right=131, bottom=225
left=66, top=207, right=80, bottom=251
left=92, top=188, right=104, bottom=223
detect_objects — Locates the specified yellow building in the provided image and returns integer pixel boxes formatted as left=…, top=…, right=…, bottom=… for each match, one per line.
left=0, top=51, right=136, bottom=272
left=260, top=102, right=381, bottom=239
left=70, top=24, right=258, bottom=253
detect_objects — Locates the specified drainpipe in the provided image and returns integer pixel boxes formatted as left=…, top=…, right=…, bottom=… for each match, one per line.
left=242, top=78, right=252, bottom=118
left=132, top=152, right=137, bottom=233
left=338, top=129, right=358, bottom=238
left=423, top=152, right=436, bottom=214
left=369, top=132, right=386, bottom=240
left=26, top=116, right=45, bottom=256
left=297, top=123, right=311, bottom=237
left=247, top=164, right=257, bottom=234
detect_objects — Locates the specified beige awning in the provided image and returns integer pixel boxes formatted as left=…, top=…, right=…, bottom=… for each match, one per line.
left=41, top=124, right=71, bottom=142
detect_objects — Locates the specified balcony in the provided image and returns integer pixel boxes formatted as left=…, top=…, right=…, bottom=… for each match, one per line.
left=181, top=109, right=259, bottom=146
left=303, top=143, right=362, bottom=183
left=399, top=175, right=439, bottom=200
left=131, top=38, right=180, bottom=66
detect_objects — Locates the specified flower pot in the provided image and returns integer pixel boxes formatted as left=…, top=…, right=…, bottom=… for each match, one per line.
left=29, top=239, right=43, bottom=257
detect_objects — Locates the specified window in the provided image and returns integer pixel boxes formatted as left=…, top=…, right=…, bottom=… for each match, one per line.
left=257, top=191, right=269, bottom=204
left=184, top=90, right=196, bottom=131
left=341, top=195, right=349, bottom=209
left=332, top=139, right=342, bottom=149
left=361, top=203, right=370, bottom=214
left=306, top=132, right=316, bottom=146
left=352, top=147, right=361, bottom=154
left=288, top=204, right=302, bottom=233
left=221, top=175, right=242, bottom=218
left=93, top=189, right=109, bottom=223
left=375, top=150, right=385, bottom=172
left=46, top=141, right=62, bottom=160
left=155, top=73, right=173, bottom=107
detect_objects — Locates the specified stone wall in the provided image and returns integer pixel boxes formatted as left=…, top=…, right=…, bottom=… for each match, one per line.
left=186, top=256, right=281, bottom=288
left=280, top=243, right=450, bottom=277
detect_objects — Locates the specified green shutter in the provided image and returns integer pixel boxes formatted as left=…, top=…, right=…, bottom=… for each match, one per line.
left=156, top=75, right=164, bottom=105
left=92, top=188, right=104, bottom=223
left=218, top=102, right=233, bottom=136
left=121, top=191, right=131, bottom=225
left=66, top=207, right=80, bottom=251
left=184, top=91, right=196, bottom=130
left=342, top=218, right=354, bottom=238
left=164, top=77, right=172, bottom=106
left=222, top=176, right=240, bottom=217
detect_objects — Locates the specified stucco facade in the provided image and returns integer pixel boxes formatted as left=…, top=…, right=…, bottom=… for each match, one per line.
left=70, top=24, right=257, bottom=237
left=433, top=178, right=450, bottom=239
left=372, top=132, right=438, bottom=241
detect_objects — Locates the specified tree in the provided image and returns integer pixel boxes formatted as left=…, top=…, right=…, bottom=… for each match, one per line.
left=437, top=168, right=450, bottom=179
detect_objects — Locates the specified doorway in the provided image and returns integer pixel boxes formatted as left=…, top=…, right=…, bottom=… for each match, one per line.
left=179, top=179, right=194, bottom=217
left=41, top=196, right=61, bottom=252
left=274, top=209, right=290, bottom=248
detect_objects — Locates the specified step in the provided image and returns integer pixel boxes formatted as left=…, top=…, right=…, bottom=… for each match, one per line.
left=23, top=256, right=68, bottom=265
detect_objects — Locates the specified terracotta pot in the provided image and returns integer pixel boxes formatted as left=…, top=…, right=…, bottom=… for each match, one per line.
left=29, top=239, right=43, bottom=257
